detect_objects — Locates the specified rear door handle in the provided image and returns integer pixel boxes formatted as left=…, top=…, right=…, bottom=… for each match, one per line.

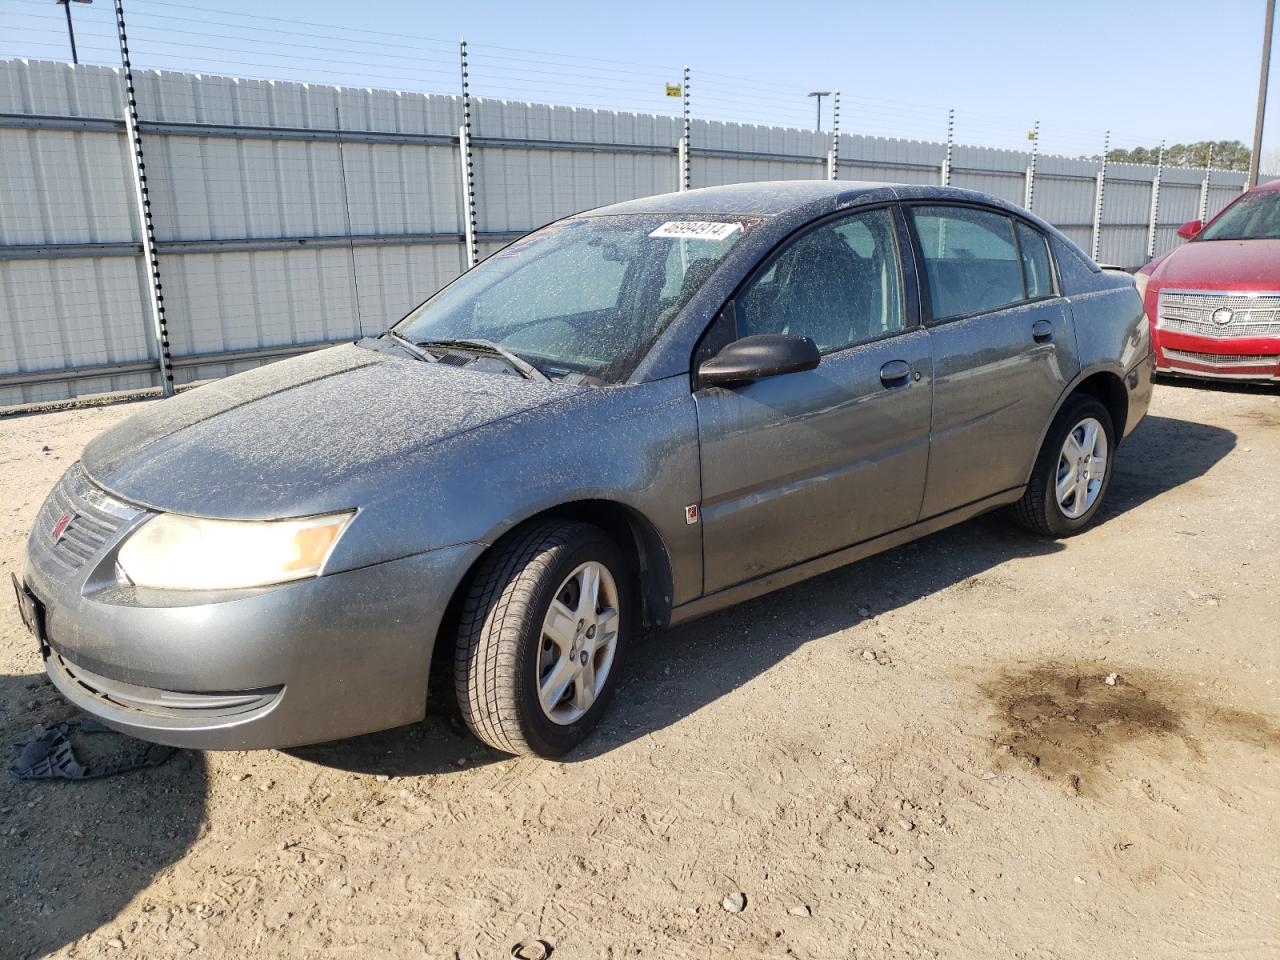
left=879, top=359, right=911, bottom=386
left=1032, top=319, right=1054, bottom=342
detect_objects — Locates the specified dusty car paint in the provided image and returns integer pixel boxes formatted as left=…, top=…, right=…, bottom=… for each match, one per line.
left=696, top=327, right=935, bottom=592
left=18, top=181, right=1153, bottom=749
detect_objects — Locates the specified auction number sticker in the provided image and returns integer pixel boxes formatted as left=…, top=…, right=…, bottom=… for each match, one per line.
left=648, top=221, right=743, bottom=241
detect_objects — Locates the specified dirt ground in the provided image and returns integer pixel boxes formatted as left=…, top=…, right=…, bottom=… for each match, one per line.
left=1, top=379, right=1277, bottom=960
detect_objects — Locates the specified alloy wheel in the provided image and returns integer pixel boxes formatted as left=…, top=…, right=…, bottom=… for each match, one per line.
left=536, top=561, right=620, bottom=725
left=1056, top=416, right=1108, bottom=520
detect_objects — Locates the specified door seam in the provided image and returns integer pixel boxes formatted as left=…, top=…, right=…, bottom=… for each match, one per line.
left=914, top=329, right=938, bottom=524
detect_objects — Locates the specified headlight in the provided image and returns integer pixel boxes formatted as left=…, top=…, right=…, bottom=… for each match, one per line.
left=117, top=512, right=354, bottom=591
left=1133, top=269, right=1150, bottom=302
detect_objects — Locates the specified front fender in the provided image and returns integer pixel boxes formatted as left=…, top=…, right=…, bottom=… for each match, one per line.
left=330, top=376, right=703, bottom=606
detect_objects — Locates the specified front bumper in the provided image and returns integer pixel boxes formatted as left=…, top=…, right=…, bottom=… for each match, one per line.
left=1154, top=330, right=1280, bottom=382
left=19, top=472, right=481, bottom=749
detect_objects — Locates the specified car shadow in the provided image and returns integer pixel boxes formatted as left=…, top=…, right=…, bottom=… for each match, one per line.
left=1156, top=373, right=1280, bottom=397
left=286, top=705, right=495, bottom=777
left=296, top=411, right=1235, bottom=773
left=577, top=513, right=1062, bottom=760
left=0, top=672, right=207, bottom=959
left=1102, top=413, right=1237, bottom=518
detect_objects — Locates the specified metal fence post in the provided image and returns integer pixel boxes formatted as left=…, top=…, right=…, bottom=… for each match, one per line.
left=114, top=0, right=173, bottom=397
left=679, top=65, right=691, bottom=191
left=458, top=39, right=479, bottom=268
left=1024, top=120, right=1039, bottom=211
left=1197, top=144, right=1214, bottom=225
left=1090, top=130, right=1109, bottom=262
left=1145, top=140, right=1165, bottom=260
left=827, top=91, right=840, bottom=180
left=941, top=108, right=954, bottom=186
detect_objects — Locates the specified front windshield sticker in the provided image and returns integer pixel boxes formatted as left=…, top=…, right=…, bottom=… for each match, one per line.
left=648, top=221, right=743, bottom=241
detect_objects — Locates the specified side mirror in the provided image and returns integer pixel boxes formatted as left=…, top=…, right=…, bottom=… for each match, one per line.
left=698, top=334, right=820, bottom=386
left=1177, top=219, right=1203, bottom=240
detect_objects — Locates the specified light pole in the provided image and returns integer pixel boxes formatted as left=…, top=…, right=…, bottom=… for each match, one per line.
left=1249, top=0, right=1275, bottom=187
left=55, top=0, right=92, bottom=65
left=808, top=91, right=831, bottom=132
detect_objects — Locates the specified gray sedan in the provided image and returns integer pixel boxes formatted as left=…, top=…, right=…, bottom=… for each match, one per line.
left=14, top=181, right=1154, bottom=757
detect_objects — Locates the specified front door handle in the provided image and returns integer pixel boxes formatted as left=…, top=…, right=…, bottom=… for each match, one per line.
left=879, top=359, right=911, bottom=386
left=1032, top=319, right=1055, bottom=342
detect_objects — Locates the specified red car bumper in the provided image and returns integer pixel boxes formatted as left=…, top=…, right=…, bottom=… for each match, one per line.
left=1154, top=329, right=1280, bottom=381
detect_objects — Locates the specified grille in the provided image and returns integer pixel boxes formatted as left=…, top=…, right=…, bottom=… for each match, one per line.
left=1157, top=291, right=1280, bottom=339
left=1163, top=348, right=1280, bottom=367
left=34, top=466, right=142, bottom=572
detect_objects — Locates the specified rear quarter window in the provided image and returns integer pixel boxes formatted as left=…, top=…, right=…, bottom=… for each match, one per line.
left=1049, top=234, right=1099, bottom=295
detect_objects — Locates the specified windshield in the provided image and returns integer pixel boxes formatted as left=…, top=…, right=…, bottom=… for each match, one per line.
left=394, top=215, right=747, bottom=383
left=1198, top=189, right=1280, bottom=241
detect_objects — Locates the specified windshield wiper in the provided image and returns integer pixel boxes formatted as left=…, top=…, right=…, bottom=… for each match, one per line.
left=416, top=338, right=549, bottom=382
left=381, top=329, right=437, bottom=363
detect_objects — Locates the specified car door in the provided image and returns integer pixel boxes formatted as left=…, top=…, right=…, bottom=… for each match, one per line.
left=693, top=206, right=934, bottom=595
left=906, top=205, right=1081, bottom=518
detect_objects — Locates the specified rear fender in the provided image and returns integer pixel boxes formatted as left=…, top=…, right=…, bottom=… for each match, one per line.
left=1024, top=359, right=1140, bottom=486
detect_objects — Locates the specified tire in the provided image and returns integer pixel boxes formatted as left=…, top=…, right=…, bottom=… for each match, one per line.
left=454, top=520, right=633, bottom=757
left=1013, top=394, right=1116, bottom=538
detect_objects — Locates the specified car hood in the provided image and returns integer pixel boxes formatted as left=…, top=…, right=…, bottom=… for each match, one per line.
left=82, top=343, right=580, bottom=518
left=1150, top=238, right=1280, bottom=289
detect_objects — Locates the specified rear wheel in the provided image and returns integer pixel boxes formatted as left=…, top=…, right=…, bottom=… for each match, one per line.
left=454, top=520, right=632, bottom=757
left=1013, top=394, right=1115, bottom=538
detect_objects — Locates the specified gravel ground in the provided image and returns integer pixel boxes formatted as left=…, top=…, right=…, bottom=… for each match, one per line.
left=1, top=379, right=1278, bottom=959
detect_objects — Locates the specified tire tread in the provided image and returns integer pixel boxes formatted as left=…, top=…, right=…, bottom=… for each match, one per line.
left=1013, top=394, right=1113, bottom=538
left=454, top=520, right=592, bottom=755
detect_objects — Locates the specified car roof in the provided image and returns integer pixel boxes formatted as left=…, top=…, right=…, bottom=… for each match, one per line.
left=585, top=180, right=894, bottom=216
left=581, top=179, right=1043, bottom=226
left=1252, top=179, right=1280, bottom=193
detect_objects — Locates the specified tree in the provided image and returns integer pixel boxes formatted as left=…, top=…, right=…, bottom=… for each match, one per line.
left=1104, top=140, right=1252, bottom=171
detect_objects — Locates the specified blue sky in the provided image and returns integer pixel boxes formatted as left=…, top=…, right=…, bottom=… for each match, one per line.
left=3, top=0, right=1277, bottom=162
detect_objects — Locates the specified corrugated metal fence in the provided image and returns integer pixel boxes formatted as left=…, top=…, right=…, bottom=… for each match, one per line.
left=0, top=59, right=1253, bottom=406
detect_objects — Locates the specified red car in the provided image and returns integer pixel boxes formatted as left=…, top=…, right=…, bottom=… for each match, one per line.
left=1137, top=179, right=1280, bottom=382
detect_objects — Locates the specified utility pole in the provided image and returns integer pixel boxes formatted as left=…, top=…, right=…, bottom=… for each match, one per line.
left=56, top=0, right=91, bottom=65
left=808, top=91, right=831, bottom=132
left=1249, top=0, right=1275, bottom=187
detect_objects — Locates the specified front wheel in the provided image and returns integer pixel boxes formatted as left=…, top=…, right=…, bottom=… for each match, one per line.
left=1013, top=394, right=1115, bottom=538
left=454, top=521, right=633, bottom=757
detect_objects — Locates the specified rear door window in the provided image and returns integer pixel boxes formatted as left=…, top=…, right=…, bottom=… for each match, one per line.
left=909, top=206, right=1026, bottom=320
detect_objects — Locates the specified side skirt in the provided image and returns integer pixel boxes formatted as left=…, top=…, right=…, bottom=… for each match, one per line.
left=667, top=487, right=1025, bottom=627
